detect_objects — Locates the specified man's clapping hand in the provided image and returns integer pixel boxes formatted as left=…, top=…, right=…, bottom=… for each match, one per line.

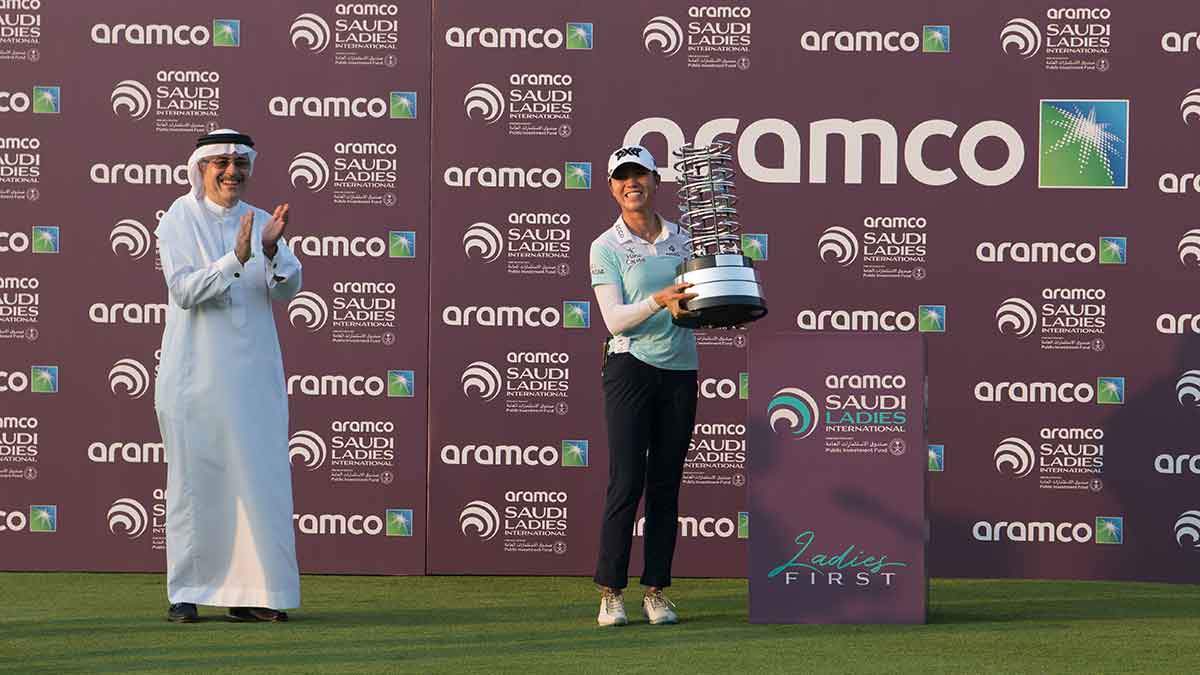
left=234, top=204, right=290, bottom=264
left=235, top=212, right=253, bottom=264
left=262, top=204, right=289, bottom=259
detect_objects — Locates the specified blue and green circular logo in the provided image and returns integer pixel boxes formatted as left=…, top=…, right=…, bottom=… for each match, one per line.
left=768, top=387, right=819, bottom=439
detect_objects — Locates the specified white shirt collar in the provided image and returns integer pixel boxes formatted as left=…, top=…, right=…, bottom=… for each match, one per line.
left=201, top=195, right=243, bottom=218
left=613, top=215, right=677, bottom=245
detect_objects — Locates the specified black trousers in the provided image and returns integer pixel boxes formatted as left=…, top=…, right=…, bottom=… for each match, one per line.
left=593, top=353, right=698, bottom=590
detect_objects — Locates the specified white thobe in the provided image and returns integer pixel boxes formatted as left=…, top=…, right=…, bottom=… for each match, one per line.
left=154, top=193, right=302, bottom=609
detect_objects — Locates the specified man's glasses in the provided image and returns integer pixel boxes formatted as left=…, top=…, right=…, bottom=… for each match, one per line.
left=205, top=157, right=251, bottom=172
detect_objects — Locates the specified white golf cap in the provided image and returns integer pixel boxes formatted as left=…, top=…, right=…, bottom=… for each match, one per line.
left=607, top=144, right=657, bottom=177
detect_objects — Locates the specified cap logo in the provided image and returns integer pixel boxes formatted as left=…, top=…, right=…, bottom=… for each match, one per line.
left=615, top=147, right=642, bottom=160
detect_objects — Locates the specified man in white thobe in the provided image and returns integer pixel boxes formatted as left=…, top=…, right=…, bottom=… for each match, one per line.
left=155, top=129, right=302, bottom=623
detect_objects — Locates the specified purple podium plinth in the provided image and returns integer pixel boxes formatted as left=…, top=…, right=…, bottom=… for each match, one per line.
left=748, top=333, right=927, bottom=624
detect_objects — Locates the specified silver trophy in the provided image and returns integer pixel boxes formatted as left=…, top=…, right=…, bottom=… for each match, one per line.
left=672, top=141, right=768, bottom=328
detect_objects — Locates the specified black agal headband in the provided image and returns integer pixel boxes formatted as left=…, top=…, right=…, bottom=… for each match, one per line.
left=195, top=131, right=255, bottom=148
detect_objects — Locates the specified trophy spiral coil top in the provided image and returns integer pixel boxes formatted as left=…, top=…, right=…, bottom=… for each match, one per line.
left=673, top=141, right=742, bottom=258
left=669, top=140, right=768, bottom=329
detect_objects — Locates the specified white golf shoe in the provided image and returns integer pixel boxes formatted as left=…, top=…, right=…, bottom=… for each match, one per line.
left=642, top=590, right=678, bottom=625
left=597, top=589, right=628, bottom=626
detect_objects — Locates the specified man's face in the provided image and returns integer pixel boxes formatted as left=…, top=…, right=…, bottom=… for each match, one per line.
left=608, top=164, right=658, bottom=213
left=202, top=153, right=251, bottom=204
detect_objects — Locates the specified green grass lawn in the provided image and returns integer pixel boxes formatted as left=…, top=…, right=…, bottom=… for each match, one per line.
left=3, top=574, right=1200, bottom=673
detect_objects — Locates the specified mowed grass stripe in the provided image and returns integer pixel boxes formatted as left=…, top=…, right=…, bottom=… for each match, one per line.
left=3, top=575, right=1200, bottom=673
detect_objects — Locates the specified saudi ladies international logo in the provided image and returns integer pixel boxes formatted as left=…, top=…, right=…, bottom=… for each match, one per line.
left=644, top=16, right=684, bottom=57
left=290, top=13, right=330, bottom=53
left=110, top=220, right=150, bottom=259
left=460, top=500, right=500, bottom=540
left=463, top=222, right=503, bottom=262
left=1038, top=100, right=1129, bottom=189
left=108, top=358, right=150, bottom=399
left=994, top=438, right=1035, bottom=478
left=107, top=498, right=147, bottom=538
left=461, top=361, right=502, bottom=401
left=1001, top=18, right=1041, bottom=58
left=288, top=430, right=327, bottom=470
left=287, top=291, right=328, bottom=331
left=288, top=152, right=330, bottom=192
left=464, top=83, right=505, bottom=125
left=1176, top=511, right=1200, bottom=550
left=818, top=226, right=857, bottom=266
left=768, top=387, right=819, bottom=439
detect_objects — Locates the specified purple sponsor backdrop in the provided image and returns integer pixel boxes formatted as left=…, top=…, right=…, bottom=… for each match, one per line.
left=0, top=1, right=429, bottom=574
left=748, top=334, right=926, bottom=624
left=7, top=0, right=1200, bottom=583
left=427, top=0, right=1200, bottom=583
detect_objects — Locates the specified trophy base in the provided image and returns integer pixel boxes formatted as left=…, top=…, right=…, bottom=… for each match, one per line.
left=672, top=254, right=768, bottom=329
left=672, top=295, right=768, bottom=329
